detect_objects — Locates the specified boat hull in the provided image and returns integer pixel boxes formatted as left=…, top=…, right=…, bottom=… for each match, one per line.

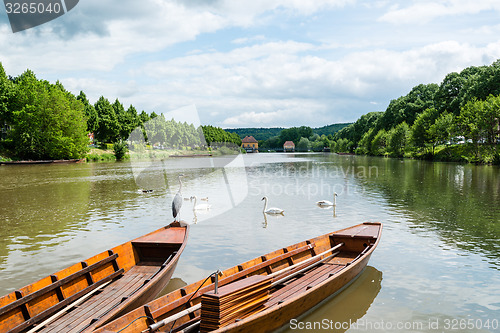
left=0, top=221, right=189, bottom=333
left=96, top=222, right=382, bottom=333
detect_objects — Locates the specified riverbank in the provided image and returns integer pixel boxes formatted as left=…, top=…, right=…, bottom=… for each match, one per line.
left=85, top=146, right=241, bottom=162
left=338, top=143, right=500, bottom=165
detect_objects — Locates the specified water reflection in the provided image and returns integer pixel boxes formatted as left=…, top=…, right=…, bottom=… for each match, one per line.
left=1, top=153, right=499, bottom=329
left=339, top=156, right=500, bottom=269
left=0, top=164, right=92, bottom=257
left=280, top=266, right=383, bottom=333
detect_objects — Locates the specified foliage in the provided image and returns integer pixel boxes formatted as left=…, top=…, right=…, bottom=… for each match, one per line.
left=202, top=125, right=241, bottom=146
left=279, top=126, right=313, bottom=146
left=313, top=123, right=352, bottom=136
left=113, top=140, right=128, bottom=160
left=296, top=137, right=311, bottom=152
left=388, top=122, right=410, bottom=157
left=228, top=127, right=284, bottom=141
left=77, top=91, right=98, bottom=133
left=334, top=59, right=500, bottom=164
left=94, top=96, right=120, bottom=143
left=5, top=70, right=88, bottom=160
left=371, top=129, right=388, bottom=156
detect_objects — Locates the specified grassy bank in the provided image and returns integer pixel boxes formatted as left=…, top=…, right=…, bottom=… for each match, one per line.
left=412, top=144, right=500, bottom=164
left=85, top=145, right=243, bottom=162
left=349, top=143, right=500, bottom=165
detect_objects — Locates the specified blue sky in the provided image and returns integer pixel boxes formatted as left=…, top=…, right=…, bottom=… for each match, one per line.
left=1, top=0, right=500, bottom=128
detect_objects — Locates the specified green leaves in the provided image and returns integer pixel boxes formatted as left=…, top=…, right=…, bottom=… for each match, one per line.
left=6, top=70, right=88, bottom=160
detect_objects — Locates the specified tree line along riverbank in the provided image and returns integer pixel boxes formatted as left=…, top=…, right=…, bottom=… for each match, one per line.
left=329, top=60, right=500, bottom=165
left=0, top=63, right=241, bottom=162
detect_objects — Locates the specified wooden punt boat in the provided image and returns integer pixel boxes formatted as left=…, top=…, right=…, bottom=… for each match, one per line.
left=0, top=221, right=189, bottom=333
left=96, top=222, right=382, bottom=333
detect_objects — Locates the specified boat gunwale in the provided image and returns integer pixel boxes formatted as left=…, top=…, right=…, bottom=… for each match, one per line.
left=215, top=222, right=382, bottom=332
left=96, top=222, right=382, bottom=333
left=0, top=221, right=190, bottom=333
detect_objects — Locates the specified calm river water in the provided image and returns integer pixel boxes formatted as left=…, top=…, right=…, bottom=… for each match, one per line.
left=0, top=153, right=499, bottom=332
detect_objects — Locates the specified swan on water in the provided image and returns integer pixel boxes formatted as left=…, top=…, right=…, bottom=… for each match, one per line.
left=316, top=192, right=337, bottom=207
left=191, top=195, right=211, bottom=210
left=262, top=196, right=284, bottom=215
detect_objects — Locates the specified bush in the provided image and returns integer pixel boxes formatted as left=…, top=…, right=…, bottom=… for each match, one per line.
left=113, top=141, right=129, bottom=160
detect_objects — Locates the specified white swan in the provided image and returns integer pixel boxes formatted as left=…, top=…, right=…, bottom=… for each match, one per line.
left=191, top=195, right=211, bottom=210
left=262, top=196, right=284, bottom=215
left=316, top=192, right=337, bottom=207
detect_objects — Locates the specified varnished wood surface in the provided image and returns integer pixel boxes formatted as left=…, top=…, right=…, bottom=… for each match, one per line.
left=96, top=222, right=382, bottom=333
left=0, top=221, right=189, bottom=333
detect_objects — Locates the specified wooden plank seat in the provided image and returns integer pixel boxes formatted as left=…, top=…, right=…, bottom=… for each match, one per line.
left=329, top=223, right=379, bottom=240
left=131, top=227, right=186, bottom=247
left=38, top=263, right=161, bottom=333
left=2, top=252, right=124, bottom=333
left=265, top=260, right=346, bottom=309
left=149, top=243, right=316, bottom=320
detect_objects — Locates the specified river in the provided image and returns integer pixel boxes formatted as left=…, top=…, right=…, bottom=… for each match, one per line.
left=0, top=153, right=499, bottom=332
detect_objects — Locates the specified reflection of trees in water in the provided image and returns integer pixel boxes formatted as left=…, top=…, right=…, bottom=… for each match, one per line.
left=345, top=155, right=500, bottom=268
left=282, top=266, right=383, bottom=333
left=0, top=164, right=92, bottom=259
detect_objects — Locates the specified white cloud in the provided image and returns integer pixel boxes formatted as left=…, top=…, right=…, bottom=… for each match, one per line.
left=379, top=0, right=500, bottom=24
left=127, top=39, right=500, bottom=127
left=2, top=0, right=500, bottom=128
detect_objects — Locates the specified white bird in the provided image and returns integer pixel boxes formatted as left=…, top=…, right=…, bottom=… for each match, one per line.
left=261, top=196, right=284, bottom=215
left=316, top=192, right=337, bottom=207
left=191, top=195, right=211, bottom=210
left=172, top=174, right=184, bottom=221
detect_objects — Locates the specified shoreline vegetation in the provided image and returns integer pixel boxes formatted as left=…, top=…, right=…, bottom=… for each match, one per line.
left=2, top=60, right=500, bottom=165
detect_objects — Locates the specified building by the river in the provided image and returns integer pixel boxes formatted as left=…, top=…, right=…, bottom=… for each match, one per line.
left=241, top=136, right=259, bottom=153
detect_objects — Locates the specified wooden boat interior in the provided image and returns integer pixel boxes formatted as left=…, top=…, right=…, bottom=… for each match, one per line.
left=96, top=222, right=381, bottom=333
left=0, top=224, right=187, bottom=333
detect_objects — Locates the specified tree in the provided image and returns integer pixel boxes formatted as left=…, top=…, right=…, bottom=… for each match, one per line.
left=410, top=108, right=439, bottom=149
left=296, top=137, right=311, bottom=152
left=479, top=95, right=500, bottom=145
left=429, top=112, right=455, bottom=148
left=458, top=99, right=482, bottom=156
left=356, top=128, right=374, bottom=155
left=94, top=96, right=120, bottom=143
left=0, top=62, right=14, bottom=127
left=77, top=91, right=98, bottom=133
left=8, top=70, right=88, bottom=159
left=371, top=129, right=388, bottom=156
left=388, top=122, right=410, bottom=157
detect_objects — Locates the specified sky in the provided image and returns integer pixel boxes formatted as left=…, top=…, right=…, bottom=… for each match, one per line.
left=1, top=0, right=500, bottom=129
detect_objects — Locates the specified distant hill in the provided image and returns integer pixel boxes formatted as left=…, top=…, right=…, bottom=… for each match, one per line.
left=314, top=123, right=353, bottom=136
left=226, top=127, right=284, bottom=141
left=227, top=123, right=352, bottom=141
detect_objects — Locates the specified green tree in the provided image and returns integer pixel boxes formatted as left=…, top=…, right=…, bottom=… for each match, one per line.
left=113, top=140, right=128, bottom=160
left=479, top=95, right=500, bottom=145
left=371, top=129, right=388, bottom=156
left=296, top=137, right=311, bottom=152
left=77, top=91, right=98, bottom=133
left=410, top=108, right=439, bottom=149
left=94, top=96, right=120, bottom=143
left=429, top=112, right=455, bottom=148
left=388, top=122, right=410, bottom=157
left=0, top=62, right=14, bottom=127
left=8, top=70, right=88, bottom=159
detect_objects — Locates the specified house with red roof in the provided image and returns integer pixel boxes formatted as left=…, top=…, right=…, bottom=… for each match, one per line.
left=283, top=141, right=295, bottom=152
left=241, top=136, right=259, bottom=153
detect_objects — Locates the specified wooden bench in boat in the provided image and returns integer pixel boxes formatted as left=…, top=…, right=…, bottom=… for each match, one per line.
left=36, top=250, right=178, bottom=333
left=266, top=258, right=346, bottom=308
left=1, top=251, right=124, bottom=333
left=131, top=227, right=185, bottom=262
left=148, top=243, right=316, bottom=320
